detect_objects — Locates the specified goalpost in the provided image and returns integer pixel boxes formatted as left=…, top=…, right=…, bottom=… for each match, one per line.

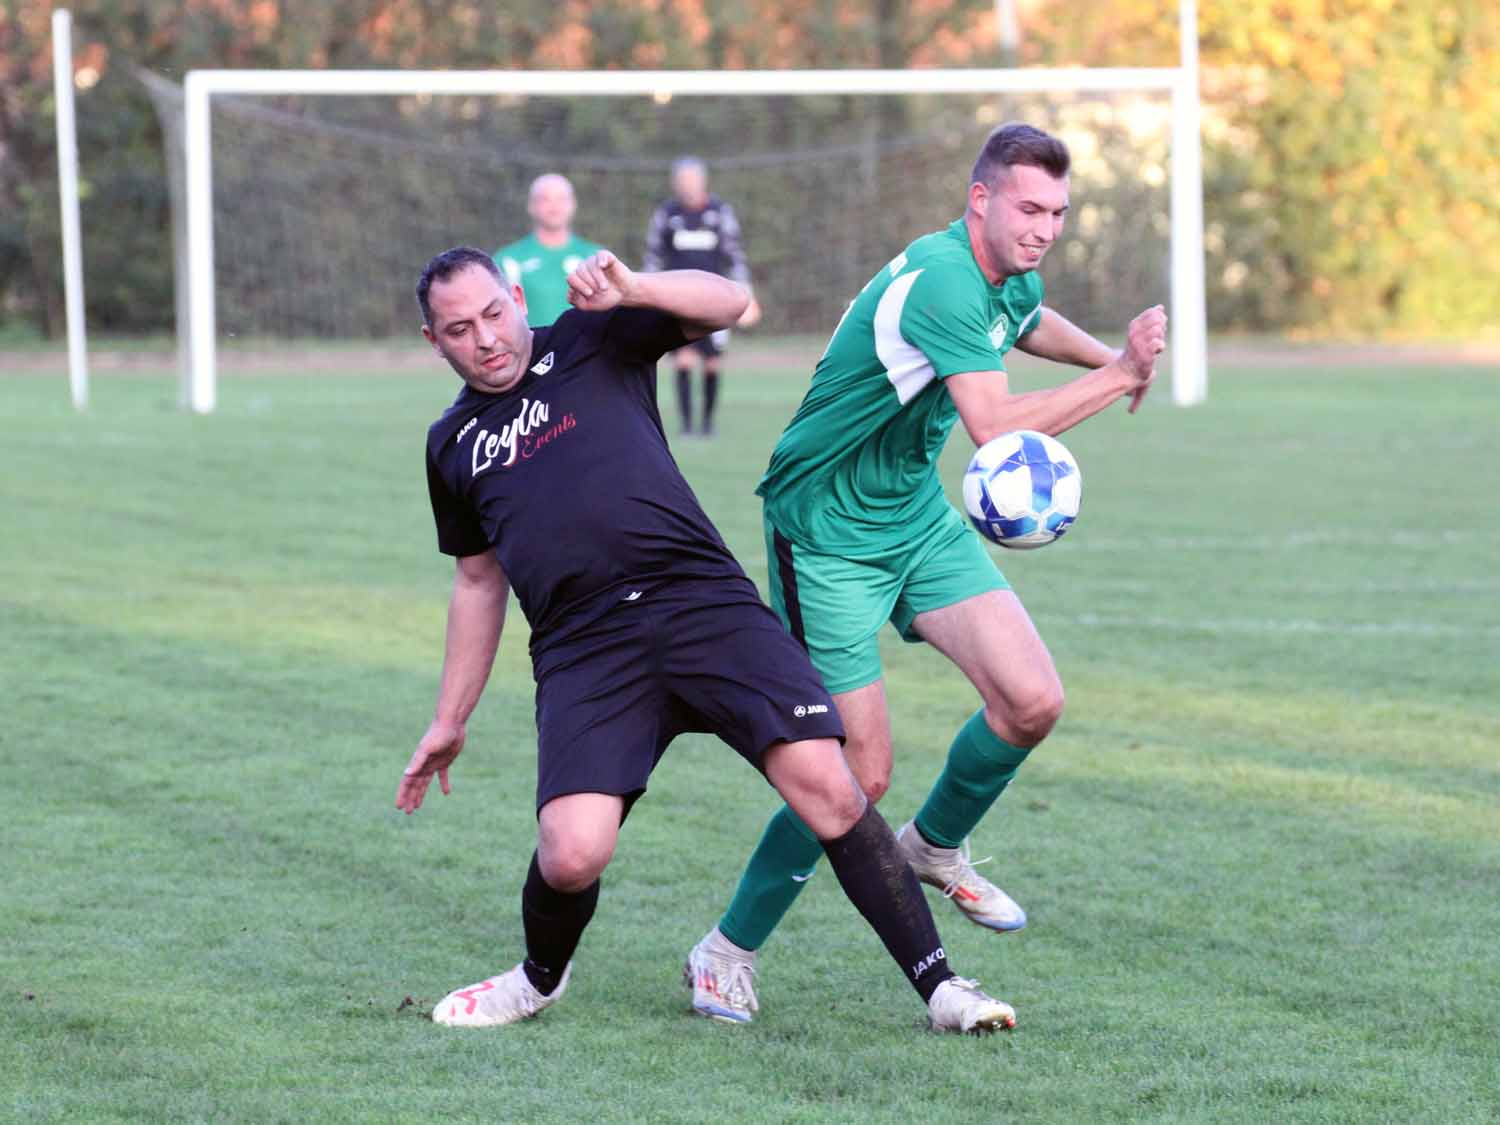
left=174, top=25, right=1205, bottom=414
left=52, top=9, right=89, bottom=409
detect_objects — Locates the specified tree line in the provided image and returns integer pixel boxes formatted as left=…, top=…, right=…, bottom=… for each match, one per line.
left=2, top=0, right=1496, bottom=339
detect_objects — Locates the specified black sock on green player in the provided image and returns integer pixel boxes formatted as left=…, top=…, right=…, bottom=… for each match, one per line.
left=914, top=709, right=1033, bottom=848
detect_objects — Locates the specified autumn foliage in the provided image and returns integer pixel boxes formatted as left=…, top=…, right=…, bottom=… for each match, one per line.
left=2, top=0, right=1495, bottom=338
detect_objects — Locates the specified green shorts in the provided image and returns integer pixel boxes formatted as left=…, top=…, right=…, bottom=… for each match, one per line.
left=764, top=504, right=1009, bottom=695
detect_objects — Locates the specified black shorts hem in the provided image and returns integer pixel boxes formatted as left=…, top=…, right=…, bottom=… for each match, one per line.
left=749, top=717, right=847, bottom=765
left=532, top=580, right=842, bottom=813
left=535, top=782, right=648, bottom=818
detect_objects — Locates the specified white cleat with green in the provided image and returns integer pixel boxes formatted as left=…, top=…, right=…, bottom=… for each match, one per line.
left=684, top=927, right=759, bottom=1024
left=896, top=821, right=1028, bottom=933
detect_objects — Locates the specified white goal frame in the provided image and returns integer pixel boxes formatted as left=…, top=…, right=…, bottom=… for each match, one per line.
left=180, top=42, right=1206, bottom=413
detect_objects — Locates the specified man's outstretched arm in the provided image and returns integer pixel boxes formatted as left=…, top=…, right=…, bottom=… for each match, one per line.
left=567, top=250, right=748, bottom=339
left=1015, top=305, right=1157, bottom=414
left=396, top=550, right=509, bottom=814
left=1014, top=306, right=1117, bottom=368
left=945, top=304, right=1167, bottom=447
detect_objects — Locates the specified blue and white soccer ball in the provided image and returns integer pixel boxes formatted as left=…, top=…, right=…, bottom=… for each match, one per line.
left=962, top=430, right=1082, bottom=549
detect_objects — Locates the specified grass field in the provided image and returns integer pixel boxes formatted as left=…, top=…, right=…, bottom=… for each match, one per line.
left=3, top=347, right=1498, bottom=1123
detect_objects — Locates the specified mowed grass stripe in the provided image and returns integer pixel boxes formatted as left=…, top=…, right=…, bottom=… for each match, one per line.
left=4, top=357, right=1498, bottom=1122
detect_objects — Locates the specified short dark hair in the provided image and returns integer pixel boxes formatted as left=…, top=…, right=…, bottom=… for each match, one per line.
left=970, top=123, right=1070, bottom=190
left=416, top=246, right=502, bottom=326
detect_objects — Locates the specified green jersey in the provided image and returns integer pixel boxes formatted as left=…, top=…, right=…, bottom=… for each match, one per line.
left=759, top=219, right=1044, bottom=554
left=494, top=233, right=603, bottom=325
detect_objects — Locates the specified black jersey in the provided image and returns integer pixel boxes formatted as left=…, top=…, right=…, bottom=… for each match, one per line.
left=642, top=194, right=751, bottom=284
left=424, top=306, right=748, bottom=660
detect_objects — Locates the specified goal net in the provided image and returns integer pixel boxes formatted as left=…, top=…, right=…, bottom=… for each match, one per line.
left=142, top=71, right=1198, bottom=409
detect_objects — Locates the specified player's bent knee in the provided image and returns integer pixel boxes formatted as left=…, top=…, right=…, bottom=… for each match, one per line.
left=536, top=791, right=623, bottom=890
left=763, top=738, right=868, bottom=840
left=1036, top=679, right=1067, bottom=733
left=536, top=821, right=617, bottom=891
left=537, top=840, right=613, bottom=893
left=841, top=725, right=895, bottom=807
left=843, top=740, right=892, bottom=804
left=798, top=786, right=866, bottom=840
left=859, top=772, right=891, bottom=805
left=986, top=678, right=1065, bottom=747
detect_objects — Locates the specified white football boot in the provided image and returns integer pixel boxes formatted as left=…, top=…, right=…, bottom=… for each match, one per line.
left=683, top=927, right=759, bottom=1024
left=431, top=961, right=571, bottom=1028
left=927, top=976, right=1017, bottom=1034
left=895, top=821, right=1028, bottom=932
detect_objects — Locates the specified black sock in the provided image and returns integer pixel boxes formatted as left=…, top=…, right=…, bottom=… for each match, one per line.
left=675, top=368, right=693, bottom=431
left=702, top=371, right=720, bottom=429
left=819, top=804, right=955, bottom=1003
left=520, top=851, right=599, bottom=994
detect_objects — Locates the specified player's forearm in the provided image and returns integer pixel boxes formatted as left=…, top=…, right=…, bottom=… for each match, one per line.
left=1015, top=307, right=1119, bottom=370
left=958, top=363, right=1135, bottom=447
left=432, top=574, right=508, bottom=726
left=625, top=269, right=749, bottom=332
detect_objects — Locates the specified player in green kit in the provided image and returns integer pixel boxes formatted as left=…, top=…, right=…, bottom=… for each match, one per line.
left=683, top=123, right=1168, bottom=1024
left=494, top=174, right=602, bottom=325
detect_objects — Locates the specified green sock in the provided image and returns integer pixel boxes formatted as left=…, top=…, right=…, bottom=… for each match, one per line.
left=718, top=804, right=824, bottom=951
left=913, top=709, right=1034, bottom=849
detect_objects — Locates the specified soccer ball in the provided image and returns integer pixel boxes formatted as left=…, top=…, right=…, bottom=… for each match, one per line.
left=962, top=430, right=1082, bottom=549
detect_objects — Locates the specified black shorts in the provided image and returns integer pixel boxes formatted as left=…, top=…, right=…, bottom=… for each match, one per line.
left=532, top=576, right=844, bottom=811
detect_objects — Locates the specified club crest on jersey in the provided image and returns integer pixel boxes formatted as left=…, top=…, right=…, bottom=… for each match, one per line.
left=531, top=351, right=555, bottom=376
left=989, top=314, right=1010, bottom=349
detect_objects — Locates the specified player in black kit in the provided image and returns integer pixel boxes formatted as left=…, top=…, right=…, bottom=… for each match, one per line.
left=642, top=157, right=761, bottom=437
left=396, top=246, right=1015, bottom=1034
